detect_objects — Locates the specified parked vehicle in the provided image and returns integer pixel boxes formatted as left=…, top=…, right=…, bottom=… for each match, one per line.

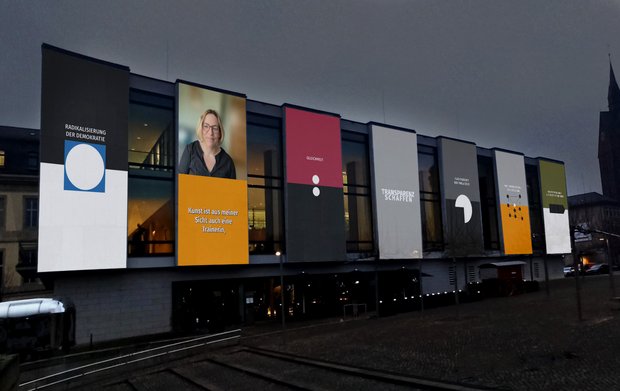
left=585, top=263, right=606, bottom=274
left=0, top=298, right=75, bottom=356
left=585, top=263, right=620, bottom=275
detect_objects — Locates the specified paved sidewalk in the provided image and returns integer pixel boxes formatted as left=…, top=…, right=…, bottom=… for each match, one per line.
left=246, top=276, right=620, bottom=390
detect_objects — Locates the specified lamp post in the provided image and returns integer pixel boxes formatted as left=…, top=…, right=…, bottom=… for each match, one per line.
left=275, top=251, right=286, bottom=343
left=601, top=237, right=616, bottom=298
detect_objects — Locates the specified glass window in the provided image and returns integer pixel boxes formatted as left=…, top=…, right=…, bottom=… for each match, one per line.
left=0, top=251, right=3, bottom=294
left=19, top=243, right=37, bottom=268
left=24, top=197, right=38, bottom=228
left=526, top=164, right=545, bottom=253
left=342, top=135, right=370, bottom=187
left=248, top=185, right=284, bottom=254
left=418, top=145, right=443, bottom=251
left=418, top=146, right=441, bottom=194
left=247, top=113, right=284, bottom=255
left=127, top=175, right=174, bottom=256
left=0, top=150, right=5, bottom=167
left=27, top=152, right=38, bottom=170
left=478, top=156, right=499, bottom=250
left=0, top=196, right=5, bottom=230
left=128, top=89, right=175, bottom=169
left=247, top=115, right=282, bottom=179
left=127, top=89, right=175, bottom=257
left=342, top=132, right=373, bottom=253
left=420, top=193, right=443, bottom=251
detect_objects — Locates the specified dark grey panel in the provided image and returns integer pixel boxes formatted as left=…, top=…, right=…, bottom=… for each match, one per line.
left=286, top=183, right=346, bottom=262
left=41, top=46, right=129, bottom=170
left=438, top=138, right=484, bottom=255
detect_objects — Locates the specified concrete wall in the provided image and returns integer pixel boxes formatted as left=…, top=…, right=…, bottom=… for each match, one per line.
left=54, top=269, right=172, bottom=345
left=420, top=256, right=565, bottom=296
left=421, top=260, right=468, bottom=294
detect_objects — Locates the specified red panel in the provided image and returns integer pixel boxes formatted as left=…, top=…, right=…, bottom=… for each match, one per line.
left=285, top=107, right=342, bottom=188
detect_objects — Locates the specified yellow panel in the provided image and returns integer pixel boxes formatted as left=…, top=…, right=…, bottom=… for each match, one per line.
left=178, top=174, right=248, bottom=265
left=500, top=203, right=533, bottom=255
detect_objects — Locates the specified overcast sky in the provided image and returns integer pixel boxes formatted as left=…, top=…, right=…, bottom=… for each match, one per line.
left=2, top=1, right=619, bottom=195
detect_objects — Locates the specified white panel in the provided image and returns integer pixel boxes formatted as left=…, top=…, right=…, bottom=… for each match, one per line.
left=38, top=163, right=127, bottom=272
left=543, top=209, right=572, bottom=254
left=371, top=125, right=422, bottom=259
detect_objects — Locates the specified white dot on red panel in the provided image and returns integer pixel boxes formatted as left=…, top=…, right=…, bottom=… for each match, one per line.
left=312, top=174, right=320, bottom=185
left=313, top=187, right=320, bottom=197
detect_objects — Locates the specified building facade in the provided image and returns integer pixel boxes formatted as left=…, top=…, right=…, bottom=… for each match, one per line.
left=0, top=126, right=46, bottom=300
left=0, top=45, right=574, bottom=345
left=566, top=62, right=620, bottom=268
left=599, top=63, right=620, bottom=201
left=568, top=192, right=620, bottom=266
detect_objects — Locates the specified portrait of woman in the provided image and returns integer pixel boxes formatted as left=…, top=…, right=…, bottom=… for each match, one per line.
left=178, top=109, right=236, bottom=179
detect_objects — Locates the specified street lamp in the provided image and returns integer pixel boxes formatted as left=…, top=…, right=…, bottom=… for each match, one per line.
left=275, top=251, right=286, bottom=343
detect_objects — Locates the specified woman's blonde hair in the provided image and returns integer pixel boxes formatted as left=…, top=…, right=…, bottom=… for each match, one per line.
left=195, top=109, right=225, bottom=144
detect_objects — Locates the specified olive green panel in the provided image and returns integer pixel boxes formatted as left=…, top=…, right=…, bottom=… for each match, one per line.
left=539, top=160, right=568, bottom=209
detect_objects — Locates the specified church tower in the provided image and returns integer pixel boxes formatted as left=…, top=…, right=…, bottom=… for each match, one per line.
left=599, top=62, right=620, bottom=201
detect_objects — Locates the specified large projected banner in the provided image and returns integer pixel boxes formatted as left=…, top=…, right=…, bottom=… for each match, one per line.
left=539, top=159, right=571, bottom=254
left=176, top=82, right=248, bottom=266
left=285, top=107, right=346, bottom=262
left=38, top=45, right=129, bottom=272
left=371, top=125, right=422, bottom=259
left=494, top=150, right=533, bottom=255
left=438, top=138, right=484, bottom=256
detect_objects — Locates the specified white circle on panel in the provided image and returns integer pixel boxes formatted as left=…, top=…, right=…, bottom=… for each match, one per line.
left=312, top=187, right=320, bottom=197
left=65, top=144, right=105, bottom=190
left=312, top=174, right=320, bottom=184
left=455, top=194, right=473, bottom=224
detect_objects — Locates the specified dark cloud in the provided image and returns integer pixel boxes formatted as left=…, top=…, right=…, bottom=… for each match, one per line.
left=1, top=0, right=619, bottom=194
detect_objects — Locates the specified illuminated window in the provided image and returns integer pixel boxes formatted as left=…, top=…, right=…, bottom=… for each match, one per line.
left=342, top=131, right=373, bottom=253
left=127, top=89, right=175, bottom=257
left=247, top=113, right=284, bottom=255
left=0, top=150, right=5, bottom=167
left=127, top=176, right=174, bottom=256
left=419, top=145, right=443, bottom=251
left=128, top=89, right=174, bottom=169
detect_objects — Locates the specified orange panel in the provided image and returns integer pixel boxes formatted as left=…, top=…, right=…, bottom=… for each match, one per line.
left=500, top=203, right=533, bottom=255
left=178, top=174, right=248, bottom=265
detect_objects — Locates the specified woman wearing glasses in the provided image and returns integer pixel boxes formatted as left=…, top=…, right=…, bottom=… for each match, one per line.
left=178, top=109, right=236, bottom=179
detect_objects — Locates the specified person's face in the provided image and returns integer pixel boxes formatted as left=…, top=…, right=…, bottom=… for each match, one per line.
left=201, top=113, right=221, bottom=146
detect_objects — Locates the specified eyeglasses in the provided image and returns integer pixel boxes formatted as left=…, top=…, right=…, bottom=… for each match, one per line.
left=202, top=124, right=221, bottom=133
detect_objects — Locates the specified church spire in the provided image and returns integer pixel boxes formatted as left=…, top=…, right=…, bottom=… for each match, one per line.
left=608, top=59, right=620, bottom=111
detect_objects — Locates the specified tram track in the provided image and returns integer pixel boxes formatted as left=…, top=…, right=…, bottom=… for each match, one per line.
left=100, top=345, right=500, bottom=391
left=18, top=329, right=242, bottom=391
left=18, top=329, right=501, bottom=391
